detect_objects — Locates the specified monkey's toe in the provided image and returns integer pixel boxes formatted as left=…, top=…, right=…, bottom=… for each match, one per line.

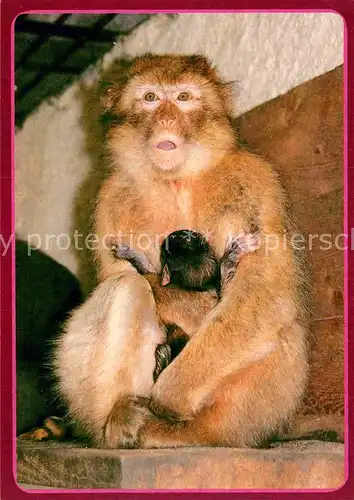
left=17, top=416, right=68, bottom=442
left=17, top=427, right=50, bottom=441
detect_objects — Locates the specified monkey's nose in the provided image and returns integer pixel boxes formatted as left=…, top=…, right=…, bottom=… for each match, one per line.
left=156, top=141, right=177, bottom=151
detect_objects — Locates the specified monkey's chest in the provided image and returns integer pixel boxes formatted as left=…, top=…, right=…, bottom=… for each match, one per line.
left=174, top=187, right=194, bottom=226
left=145, top=187, right=233, bottom=241
left=151, top=187, right=195, bottom=235
left=129, top=187, right=195, bottom=269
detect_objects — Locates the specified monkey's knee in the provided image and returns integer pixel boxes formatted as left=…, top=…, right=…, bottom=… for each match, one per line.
left=103, top=396, right=152, bottom=449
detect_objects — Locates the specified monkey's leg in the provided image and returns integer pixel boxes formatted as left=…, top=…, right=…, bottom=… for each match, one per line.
left=54, top=271, right=165, bottom=448
left=140, top=345, right=304, bottom=449
left=139, top=378, right=246, bottom=448
left=139, top=396, right=252, bottom=449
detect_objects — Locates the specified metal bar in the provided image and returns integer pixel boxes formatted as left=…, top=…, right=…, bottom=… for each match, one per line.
left=15, top=17, right=120, bottom=44
left=16, top=14, right=72, bottom=69
left=17, top=62, right=89, bottom=74
left=16, top=14, right=117, bottom=103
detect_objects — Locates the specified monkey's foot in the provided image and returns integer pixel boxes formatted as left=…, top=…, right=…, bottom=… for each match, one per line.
left=103, top=396, right=152, bottom=449
left=154, top=344, right=171, bottom=382
left=17, top=416, right=67, bottom=442
left=17, top=427, right=50, bottom=441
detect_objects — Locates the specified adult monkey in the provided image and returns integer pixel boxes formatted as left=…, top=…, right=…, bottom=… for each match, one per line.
left=92, top=54, right=310, bottom=448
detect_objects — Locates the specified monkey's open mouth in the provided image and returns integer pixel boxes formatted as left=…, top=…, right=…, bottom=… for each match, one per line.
left=156, top=141, right=177, bottom=151
left=150, top=136, right=185, bottom=170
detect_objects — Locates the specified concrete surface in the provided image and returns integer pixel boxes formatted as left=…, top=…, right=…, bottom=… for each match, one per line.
left=16, top=440, right=345, bottom=490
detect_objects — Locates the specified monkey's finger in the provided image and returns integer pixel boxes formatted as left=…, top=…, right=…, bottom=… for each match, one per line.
left=111, top=243, right=130, bottom=259
left=240, top=233, right=260, bottom=252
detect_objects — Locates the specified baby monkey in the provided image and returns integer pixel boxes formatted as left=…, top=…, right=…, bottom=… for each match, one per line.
left=111, top=230, right=259, bottom=380
left=112, top=230, right=259, bottom=293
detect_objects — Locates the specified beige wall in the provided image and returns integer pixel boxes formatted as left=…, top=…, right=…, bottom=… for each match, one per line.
left=15, top=12, right=344, bottom=292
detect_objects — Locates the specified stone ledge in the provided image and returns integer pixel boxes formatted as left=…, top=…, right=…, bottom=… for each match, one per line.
left=16, top=440, right=345, bottom=490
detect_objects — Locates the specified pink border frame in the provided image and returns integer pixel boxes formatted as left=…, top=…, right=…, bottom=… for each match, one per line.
left=1, top=3, right=352, bottom=498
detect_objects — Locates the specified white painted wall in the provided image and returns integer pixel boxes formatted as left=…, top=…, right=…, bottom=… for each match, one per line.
left=15, top=12, right=344, bottom=291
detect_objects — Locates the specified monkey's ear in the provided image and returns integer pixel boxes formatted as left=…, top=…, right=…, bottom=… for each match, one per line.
left=100, top=86, right=116, bottom=111
left=161, top=265, right=171, bottom=286
left=220, top=80, right=238, bottom=115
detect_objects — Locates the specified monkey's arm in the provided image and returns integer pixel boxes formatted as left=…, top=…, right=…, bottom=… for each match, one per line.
left=150, top=246, right=294, bottom=420
left=94, top=179, right=150, bottom=280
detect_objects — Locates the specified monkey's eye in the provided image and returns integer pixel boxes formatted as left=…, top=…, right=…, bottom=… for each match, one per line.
left=144, top=92, right=159, bottom=102
left=177, top=91, right=192, bottom=102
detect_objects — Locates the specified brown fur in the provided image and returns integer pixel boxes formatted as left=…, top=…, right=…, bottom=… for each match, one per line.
left=58, top=53, right=310, bottom=448
left=53, top=272, right=166, bottom=447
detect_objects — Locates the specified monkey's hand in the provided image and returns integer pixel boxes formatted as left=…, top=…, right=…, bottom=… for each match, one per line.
left=110, top=241, right=156, bottom=275
left=227, top=231, right=260, bottom=258
left=220, top=232, right=260, bottom=288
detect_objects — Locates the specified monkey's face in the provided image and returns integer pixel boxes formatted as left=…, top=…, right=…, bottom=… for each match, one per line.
left=131, top=81, right=206, bottom=172
left=103, top=54, right=235, bottom=178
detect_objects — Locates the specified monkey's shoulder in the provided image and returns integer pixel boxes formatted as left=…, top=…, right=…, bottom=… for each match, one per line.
left=220, top=150, right=280, bottom=187
left=94, top=174, right=151, bottom=239
left=198, top=150, right=281, bottom=206
left=98, top=173, right=141, bottom=204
